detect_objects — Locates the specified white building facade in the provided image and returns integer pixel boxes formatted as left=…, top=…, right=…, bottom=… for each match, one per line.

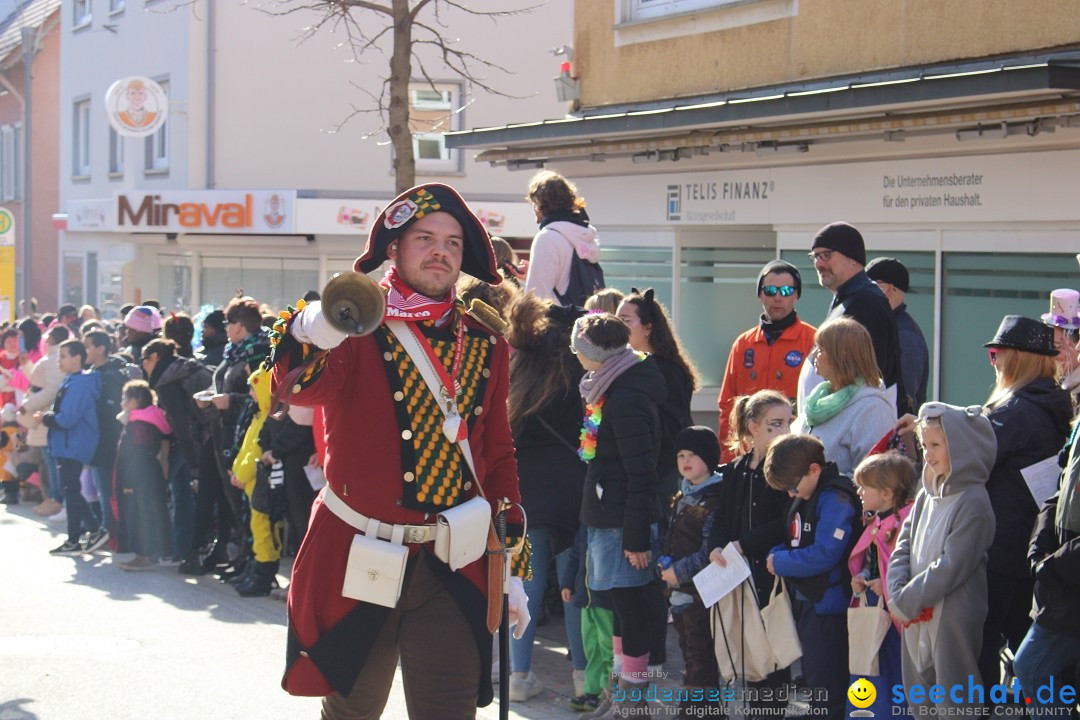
left=57, top=0, right=571, bottom=317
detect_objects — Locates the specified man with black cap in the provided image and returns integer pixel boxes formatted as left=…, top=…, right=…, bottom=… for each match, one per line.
left=56, top=304, right=81, bottom=337
left=269, top=183, right=530, bottom=718
left=196, top=309, right=228, bottom=368
left=717, top=259, right=815, bottom=462
left=806, top=221, right=908, bottom=414
left=866, top=257, right=929, bottom=410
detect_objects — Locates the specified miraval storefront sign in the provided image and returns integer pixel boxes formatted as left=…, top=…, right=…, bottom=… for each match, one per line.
left=65, top=191, right=298, bottom=234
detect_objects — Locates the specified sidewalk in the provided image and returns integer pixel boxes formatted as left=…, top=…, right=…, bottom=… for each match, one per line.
left=478, top=608, right=686, bottom=720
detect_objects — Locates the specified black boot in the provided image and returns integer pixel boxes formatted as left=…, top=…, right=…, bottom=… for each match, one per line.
left=178, top=551, right=208, bottom=575
left=236, top=561, right=279, bottom=597
left=2, top=480, right=19, bottom=505
left=227, top=558, right=256, bottom=586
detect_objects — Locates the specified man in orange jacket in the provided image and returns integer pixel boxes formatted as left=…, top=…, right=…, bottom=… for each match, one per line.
left=717, top=260, right=815, bottom=462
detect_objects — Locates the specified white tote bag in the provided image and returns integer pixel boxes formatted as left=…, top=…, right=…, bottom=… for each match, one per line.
left=760, top=576, right=802, bottom=670
left=711, top=579, right=779, bottom=683
left=847, top=592, right=892, bottom=675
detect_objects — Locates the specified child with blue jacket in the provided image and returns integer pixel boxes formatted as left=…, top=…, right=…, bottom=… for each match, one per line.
left=765, top=433, right=859, bottom=720
left=40, top=339, right=105, bottom=556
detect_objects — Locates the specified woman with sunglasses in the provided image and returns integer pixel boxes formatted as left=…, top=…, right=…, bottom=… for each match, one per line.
left=791, top=317, right=896, bottom=477
left=977, top=315, right=1072, bottom=695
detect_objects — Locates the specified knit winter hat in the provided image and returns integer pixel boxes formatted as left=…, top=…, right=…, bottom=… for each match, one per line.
left=570, top=315, right=630, bottom=364
left=202, top=309, right=226, bottom=335
left=756, top=259, right=802, bottom=297
left=676, top=425, right=721, bottom=474
left=124, top=305, right=163, bottom=334
left=812, top=221, right=866, bottom=266
left=865, top=257, right=910, bottom=293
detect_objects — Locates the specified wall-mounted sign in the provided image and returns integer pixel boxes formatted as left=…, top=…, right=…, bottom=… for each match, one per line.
left=66, top=192, right=298, bottom=234
left=116, top=191, right=297, bottom=234
left=105, top=76, right=168, bottom=138
left=0, top=207, right=13, bottom=246
left=0, top=207, right=14, bottom=322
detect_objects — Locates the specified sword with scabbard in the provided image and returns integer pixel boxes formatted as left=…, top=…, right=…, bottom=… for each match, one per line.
left=490, top=496, right=526, bottom=719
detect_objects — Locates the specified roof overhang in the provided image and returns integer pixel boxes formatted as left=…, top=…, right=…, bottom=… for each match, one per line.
left=446, top=53, right=1080, bottom=167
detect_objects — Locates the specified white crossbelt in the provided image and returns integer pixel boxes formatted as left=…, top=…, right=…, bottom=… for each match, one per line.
left=322, top=485, right=437, bottom=545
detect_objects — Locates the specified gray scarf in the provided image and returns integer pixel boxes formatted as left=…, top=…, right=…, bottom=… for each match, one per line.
left=579, top=348, right=644, bottom=405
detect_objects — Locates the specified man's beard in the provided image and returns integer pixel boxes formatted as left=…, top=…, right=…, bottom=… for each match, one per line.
left=399, top=266, right=458, bottom=299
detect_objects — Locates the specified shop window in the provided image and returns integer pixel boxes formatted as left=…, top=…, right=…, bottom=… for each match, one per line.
left=73, top=98, right=91, bottom=178
left=940, top=252, right=1077, bottom=406
left=157, top=254, right=192, bottom=311
left=144, top=80, right=169, bottom=173
left=682, top=245, right=776, bottom=388
left=199, top=257, right=319, bottom=312
left=63, top=254, right=84, bottom=306
left=407, top=82, right=462, bottom=174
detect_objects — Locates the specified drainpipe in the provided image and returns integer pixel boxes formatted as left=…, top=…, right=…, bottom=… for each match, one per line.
left=21, top=26, right=34, bottom=307
left=206, top=0, right=215, bottom=189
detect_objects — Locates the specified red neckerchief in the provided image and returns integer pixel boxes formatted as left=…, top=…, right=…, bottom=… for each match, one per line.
left=406, top=314, right=468, bottom=442
left=380, top=266, right=457, bottom=323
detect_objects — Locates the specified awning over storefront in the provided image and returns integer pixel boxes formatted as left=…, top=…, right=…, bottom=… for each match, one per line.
left=445, top=51, right=1080, bottom=166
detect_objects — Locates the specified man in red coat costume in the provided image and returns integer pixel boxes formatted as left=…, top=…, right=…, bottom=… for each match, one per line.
left=270, top=183, right=530, bottom=719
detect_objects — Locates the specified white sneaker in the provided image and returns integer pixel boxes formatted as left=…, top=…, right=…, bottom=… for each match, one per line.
left=508, top=670, right=543, bottom=702
left=48, top=508, right=67, bottom=524
left=573, top=668, right=586, bottom=696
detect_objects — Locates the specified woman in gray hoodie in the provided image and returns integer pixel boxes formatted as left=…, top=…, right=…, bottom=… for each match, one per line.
left=888, top=402, right=997, bottom=712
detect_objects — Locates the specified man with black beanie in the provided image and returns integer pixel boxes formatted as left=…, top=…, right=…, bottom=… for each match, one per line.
left=717, top=259, right=816, bottom=462
left=197, top=309, right=228, bottom=368
left=805, top=221, right=909, bottom=415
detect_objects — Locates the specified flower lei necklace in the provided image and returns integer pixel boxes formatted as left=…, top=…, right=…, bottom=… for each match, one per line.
left=578, top=396, right=606, bottom=461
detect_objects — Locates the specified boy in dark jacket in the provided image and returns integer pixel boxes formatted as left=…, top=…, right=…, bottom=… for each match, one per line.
left=764, top=434, right=858, bottom=720
left=658, top=426, right=724, bottom=712
left=41, top=339, right=106, bottom=556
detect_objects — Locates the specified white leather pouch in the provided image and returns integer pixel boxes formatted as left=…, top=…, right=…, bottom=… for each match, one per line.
left=433, top=495, right=491, bottom=570
left=341, top=533, right=409, bottom=608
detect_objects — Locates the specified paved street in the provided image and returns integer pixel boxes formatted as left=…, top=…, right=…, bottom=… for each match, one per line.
left=0, top=503, right=685, bottom=720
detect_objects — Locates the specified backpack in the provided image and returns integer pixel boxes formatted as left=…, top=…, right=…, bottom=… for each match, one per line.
left=554, top=247, right=605, bottom=308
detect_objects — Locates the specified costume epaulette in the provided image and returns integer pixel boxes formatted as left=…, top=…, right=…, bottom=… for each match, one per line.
left=464, top=298, right=508, bottom=336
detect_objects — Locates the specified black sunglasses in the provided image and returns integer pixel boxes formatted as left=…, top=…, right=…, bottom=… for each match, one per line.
left=761, top=285, right=796, bottom=298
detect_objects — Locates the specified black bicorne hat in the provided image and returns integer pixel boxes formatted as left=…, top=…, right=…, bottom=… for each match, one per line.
left=355, top=183, right=500, bottom=285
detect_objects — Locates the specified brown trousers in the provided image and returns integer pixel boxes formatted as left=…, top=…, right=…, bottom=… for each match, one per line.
left=320, top=551, right=481, bottom=720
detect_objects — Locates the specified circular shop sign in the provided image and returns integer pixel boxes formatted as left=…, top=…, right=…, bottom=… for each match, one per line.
left=105, top=76, right=168, bottom=138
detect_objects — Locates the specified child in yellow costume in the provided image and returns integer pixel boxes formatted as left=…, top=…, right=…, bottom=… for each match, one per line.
left=0, top=404, right=23, bottom=504
left=229, top=367, right=280, bottom=597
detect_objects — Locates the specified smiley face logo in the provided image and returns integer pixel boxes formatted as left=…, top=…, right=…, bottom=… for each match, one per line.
left=848, top=678, right=876, bottom=709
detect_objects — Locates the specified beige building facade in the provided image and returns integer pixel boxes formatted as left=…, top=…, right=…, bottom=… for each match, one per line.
left=448, top=0, right=1080, bottom=411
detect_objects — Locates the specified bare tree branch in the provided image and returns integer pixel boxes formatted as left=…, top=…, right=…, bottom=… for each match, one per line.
left=267, top=0, right=540, bottom=189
